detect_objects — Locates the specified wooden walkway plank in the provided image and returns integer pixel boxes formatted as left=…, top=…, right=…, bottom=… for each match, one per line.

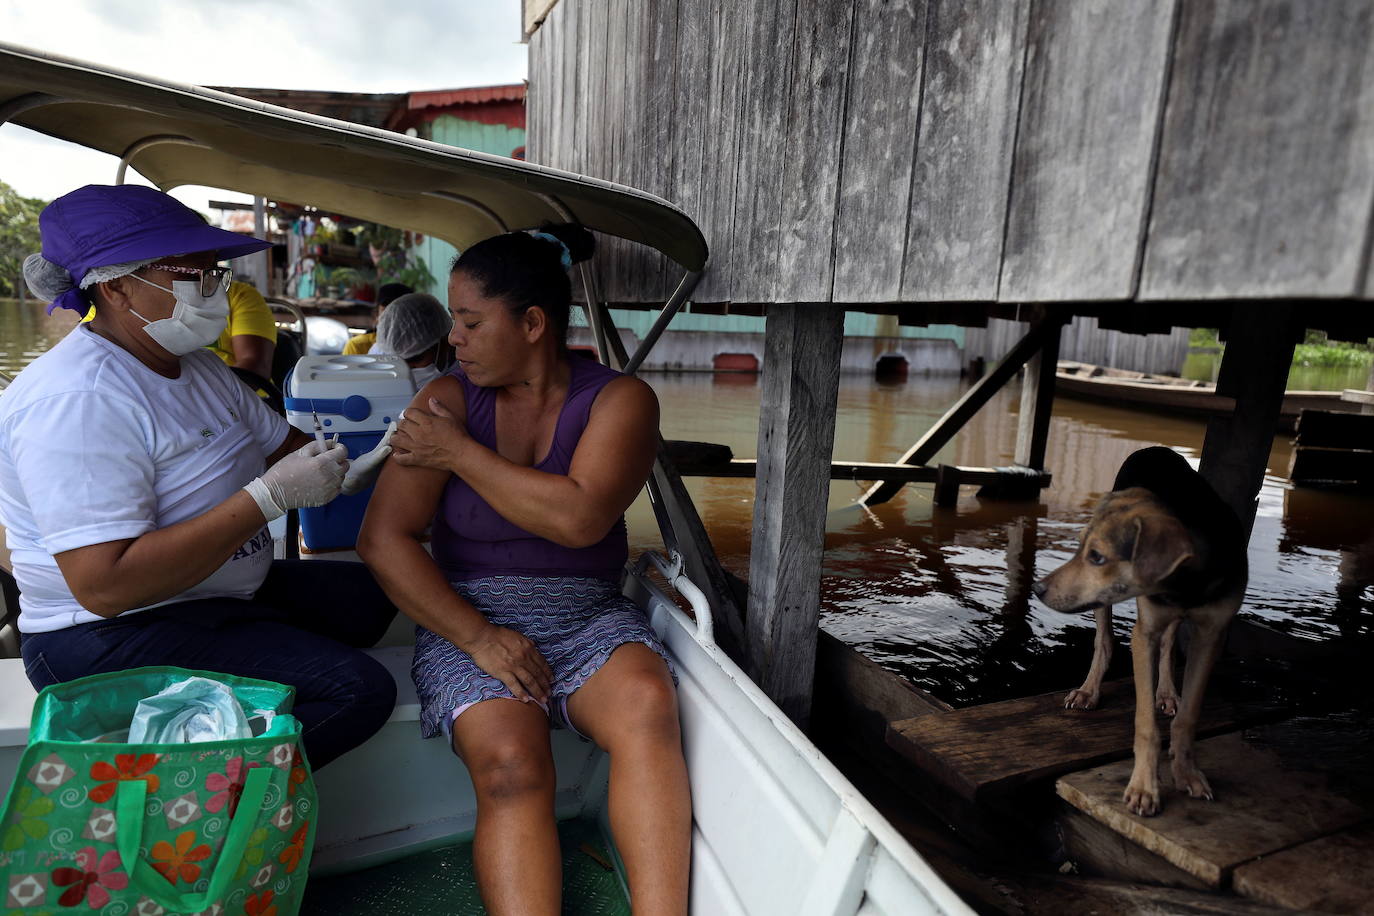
left=999, top=0, right=1176, bottom=301
left=1057, top=733, right=1371, bottom=889
left=1231, top=821, right=1374, bottom=913
left=1141, top=0, right=1374, bottom=299
left=886, top=678, right=1282, bottom=802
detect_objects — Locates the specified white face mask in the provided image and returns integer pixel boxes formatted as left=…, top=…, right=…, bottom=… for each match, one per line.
left=410, top=363, right=441, bottom=390
left=128, top=276, right=230, bottom=356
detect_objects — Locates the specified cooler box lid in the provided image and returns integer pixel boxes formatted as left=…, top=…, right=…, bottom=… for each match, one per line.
left=285, top=354, right=414, bottom=433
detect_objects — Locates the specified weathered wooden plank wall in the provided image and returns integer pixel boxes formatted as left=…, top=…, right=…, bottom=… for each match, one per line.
left=965, top=318, right=1191, bottom=376
left=526, top=0, right=1374, bottom=307
left=831, top=0, right=925, bottom=302
left=901, top=0, right=1026, bottom=303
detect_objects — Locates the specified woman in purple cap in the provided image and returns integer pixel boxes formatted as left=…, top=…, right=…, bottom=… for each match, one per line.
left=0, top=185, right=398, bottom=768
left=359, top=225, right=689, bottom=914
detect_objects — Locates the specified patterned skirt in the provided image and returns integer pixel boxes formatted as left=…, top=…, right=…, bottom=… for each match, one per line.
left=412, top=575, right=675, bottom=740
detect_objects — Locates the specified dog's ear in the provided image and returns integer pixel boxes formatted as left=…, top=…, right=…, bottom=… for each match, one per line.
left=1131, top=514, right=1195, bottom=586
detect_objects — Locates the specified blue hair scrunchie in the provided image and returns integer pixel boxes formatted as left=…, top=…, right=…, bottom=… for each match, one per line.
left=526, top=230, right=573, bottom=271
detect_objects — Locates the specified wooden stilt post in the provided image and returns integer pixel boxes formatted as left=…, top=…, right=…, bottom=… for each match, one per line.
left=747, top=305, right=844, bottom=726
left=1014, top=319, right=1063, bottom=470
left=1199, top=304, right=1298, bottom=533
left=980, top=316, right=1065, bottom=501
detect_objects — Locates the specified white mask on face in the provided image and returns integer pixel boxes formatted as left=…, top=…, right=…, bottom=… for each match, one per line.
left=410, top=363, right=441, bottom=390
left=128, top=276, right=230, bottom=356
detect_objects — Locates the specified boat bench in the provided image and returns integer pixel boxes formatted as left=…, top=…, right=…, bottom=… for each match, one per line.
left=0, top=647, right=420, bottom=787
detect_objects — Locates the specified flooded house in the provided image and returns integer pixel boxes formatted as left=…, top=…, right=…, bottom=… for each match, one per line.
left=521, top=0, right=1374, bottom=911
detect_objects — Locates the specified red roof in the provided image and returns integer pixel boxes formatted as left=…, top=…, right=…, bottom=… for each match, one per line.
left=406, top=85, right=525, bottom=110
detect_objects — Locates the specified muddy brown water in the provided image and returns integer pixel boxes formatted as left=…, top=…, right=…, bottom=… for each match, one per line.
left=628, top=372, right=1374, bottom=708
left=4, top=301, right=1371, bottom=707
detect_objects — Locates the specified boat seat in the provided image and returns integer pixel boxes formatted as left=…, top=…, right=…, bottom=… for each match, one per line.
left=0, top=645, right=419, bottom=753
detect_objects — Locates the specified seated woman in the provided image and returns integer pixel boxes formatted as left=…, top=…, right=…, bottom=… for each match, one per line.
left=1, top=185, right=397, bottom=768
left=358, top=225, right=689, bottom=914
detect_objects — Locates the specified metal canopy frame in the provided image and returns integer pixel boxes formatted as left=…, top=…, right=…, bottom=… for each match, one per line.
left=0, top=42, right=707, bottom=270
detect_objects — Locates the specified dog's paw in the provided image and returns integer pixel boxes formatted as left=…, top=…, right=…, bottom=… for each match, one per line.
left=1172, top=762, right=1215, bottom=801
left=1155, top=690, right=1179, bottom=717
left=1123, top=778, right=1162, bottom=816
left=1064, top=688, right=1100, bottom=710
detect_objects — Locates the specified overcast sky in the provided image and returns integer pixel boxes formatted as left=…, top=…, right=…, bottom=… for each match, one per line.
left=0, top=0, right=528, bottom=214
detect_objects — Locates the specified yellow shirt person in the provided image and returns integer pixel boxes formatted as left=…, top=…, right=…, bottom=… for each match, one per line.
left=207, top=281, right=277, bottom=376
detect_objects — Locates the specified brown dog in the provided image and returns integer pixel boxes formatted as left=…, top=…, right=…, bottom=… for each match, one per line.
left=1032, top=447, right=1247, bottom=816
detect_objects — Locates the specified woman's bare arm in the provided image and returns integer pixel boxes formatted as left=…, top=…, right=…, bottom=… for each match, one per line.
left=391, top=376, right=658, bottom=548
left=357, top=376, right=552, bottom=701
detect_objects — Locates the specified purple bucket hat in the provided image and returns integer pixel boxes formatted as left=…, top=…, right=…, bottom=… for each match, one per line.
left=35, top=184, right=272, bottom=314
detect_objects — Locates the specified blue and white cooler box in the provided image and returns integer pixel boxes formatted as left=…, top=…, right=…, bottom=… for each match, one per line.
left=284, top=354, right=414, bottom=550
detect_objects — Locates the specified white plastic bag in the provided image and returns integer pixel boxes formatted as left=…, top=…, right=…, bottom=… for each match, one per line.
left=127, top=676, right=252, bottom=744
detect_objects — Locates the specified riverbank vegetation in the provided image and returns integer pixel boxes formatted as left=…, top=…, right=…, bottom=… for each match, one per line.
left=1191, top=327, right=1373, bottom=371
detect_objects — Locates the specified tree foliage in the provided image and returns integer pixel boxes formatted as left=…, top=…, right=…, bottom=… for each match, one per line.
left=0, top=180, right=46, bottom=299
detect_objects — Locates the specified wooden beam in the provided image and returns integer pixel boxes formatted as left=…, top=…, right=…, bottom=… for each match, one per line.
left=673, top=458, right=1051, bottom=488
left=861, top=318, right=1062, bottom=506
left=1198, top=304, right=1299, bottom=531
left=746, top=305, right=844, bottom=726
left=1014, top=319, right=1063, bottom=468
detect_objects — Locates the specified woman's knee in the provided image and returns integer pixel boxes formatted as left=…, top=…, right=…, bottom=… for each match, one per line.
left=465, top=739, right=556, bottom=802
left=593, top=667, right=681, bottom=747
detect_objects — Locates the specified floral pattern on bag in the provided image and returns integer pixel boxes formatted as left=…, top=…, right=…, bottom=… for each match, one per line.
left=150, top=831, right=212, bottom=886
left=49, top=847, right=128, bottom=908
left=276, top=823, right=309, bottom=875
left=2, top=670, right=316, bottom=915
left=1, top=790, right=52, bottom=853
left=242, top=889, right=276, bottom=916
left=88, top=754, right=161, bottom=804
left=205, top=758, right=259, bottom=816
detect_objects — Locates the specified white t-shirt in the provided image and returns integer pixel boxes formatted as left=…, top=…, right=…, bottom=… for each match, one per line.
left=0, top=326, right=290, bottom=633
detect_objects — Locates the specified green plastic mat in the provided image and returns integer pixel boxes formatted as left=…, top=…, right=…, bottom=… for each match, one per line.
left=300, top=818, right=630, bottom=915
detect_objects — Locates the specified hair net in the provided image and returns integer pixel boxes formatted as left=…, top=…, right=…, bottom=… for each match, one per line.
left=375, top=293, right=452, bottom=359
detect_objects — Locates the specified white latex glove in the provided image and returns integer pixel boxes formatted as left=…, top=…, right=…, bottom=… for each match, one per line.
left=340, top=420, right=398, bottom=496
left=243, top=439, right=350, bottom=522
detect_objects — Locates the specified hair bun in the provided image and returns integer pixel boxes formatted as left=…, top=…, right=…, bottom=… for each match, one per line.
left=23, top=253, right=75, bottom=301
left=539, top=223, right=596, bottom=265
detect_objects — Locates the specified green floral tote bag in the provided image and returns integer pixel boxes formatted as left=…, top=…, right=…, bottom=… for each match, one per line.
left=1, top=667, right=317, bottom=916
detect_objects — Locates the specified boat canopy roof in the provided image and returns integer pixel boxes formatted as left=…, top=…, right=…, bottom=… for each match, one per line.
left=0, top=42, right=708, bottom=271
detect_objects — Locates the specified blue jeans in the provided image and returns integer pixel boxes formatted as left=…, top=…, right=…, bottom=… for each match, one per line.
left=20, top=560, right=398, bottom=769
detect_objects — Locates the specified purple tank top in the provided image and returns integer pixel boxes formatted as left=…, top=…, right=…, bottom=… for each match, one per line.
left=431, top=356, right=629, bottom=582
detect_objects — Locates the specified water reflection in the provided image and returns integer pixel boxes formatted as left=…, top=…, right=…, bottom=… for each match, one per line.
left=0, top=299, right=80, bottom=378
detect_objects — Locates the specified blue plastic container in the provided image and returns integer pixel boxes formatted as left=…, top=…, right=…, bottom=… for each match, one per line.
left=284, top=354, right=415, bottom=551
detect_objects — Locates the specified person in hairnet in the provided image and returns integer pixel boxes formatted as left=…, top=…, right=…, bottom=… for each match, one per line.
left=0, top=185, right=397, bottom=768
left=372, top=292, right=454, bottom=391
left=342, top=281, right=413, bottom=356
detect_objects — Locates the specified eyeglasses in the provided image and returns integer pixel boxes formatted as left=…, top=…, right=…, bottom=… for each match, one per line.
left=145, top=264, right=233, bottom=297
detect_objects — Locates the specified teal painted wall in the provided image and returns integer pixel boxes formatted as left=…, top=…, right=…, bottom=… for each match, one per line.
left=412, top=114, right=526, bottom=306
